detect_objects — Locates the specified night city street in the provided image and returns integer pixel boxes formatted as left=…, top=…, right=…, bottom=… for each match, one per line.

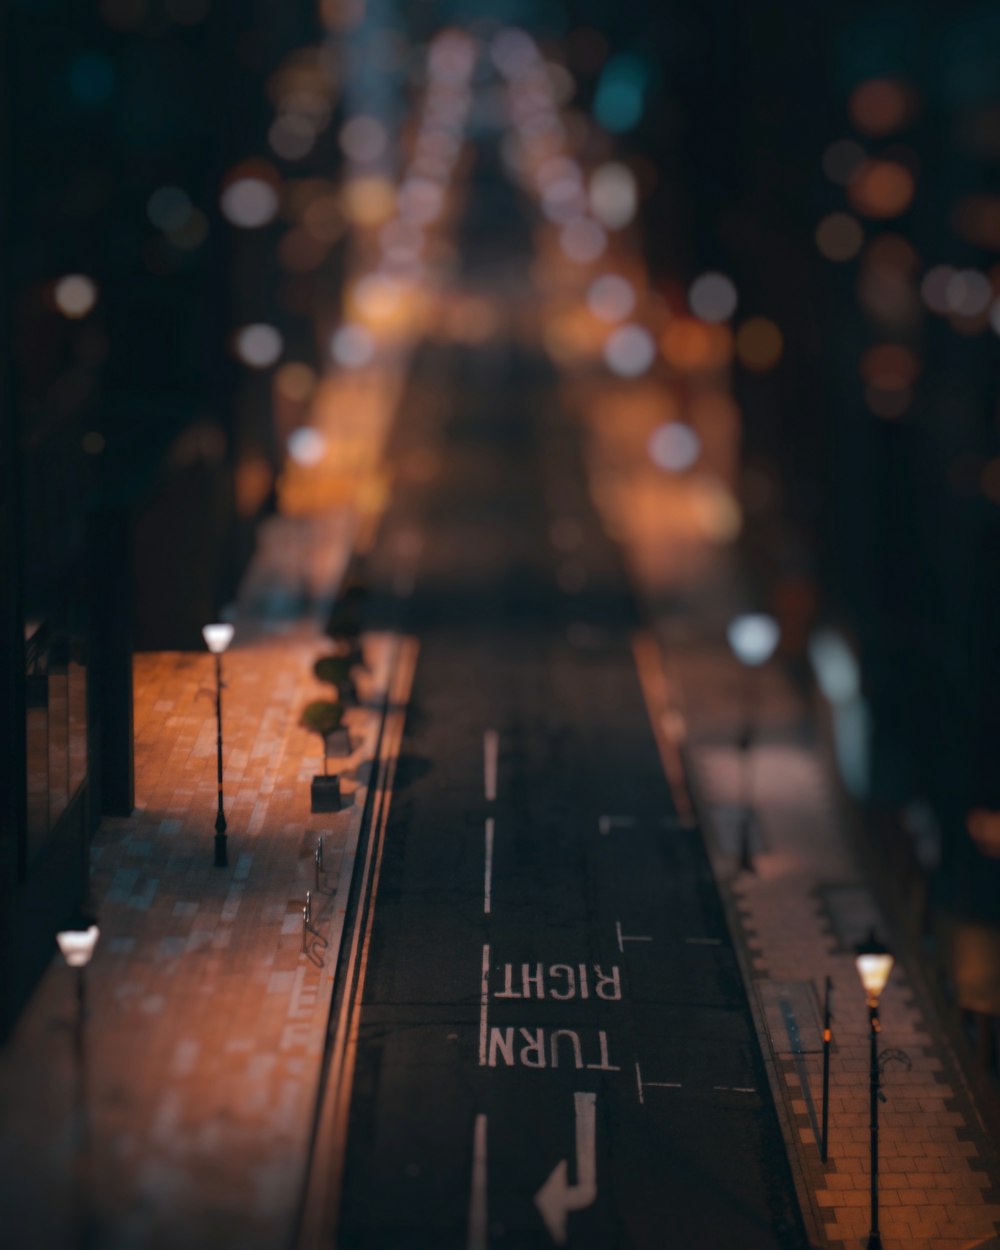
left=4, top=5, right=1000, bottom=1250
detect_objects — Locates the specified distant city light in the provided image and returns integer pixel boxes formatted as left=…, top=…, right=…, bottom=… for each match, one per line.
left=848, top=77, right=915, bottom=137
left=234, top=324, right=283, bottom=368
left=847, top=159, right=915, bottom=219
left=689, top=273, right=738, bottom=322
left=736, top=317, right=783, bottom=371
left=593, top=54, right=648, bottom=133
left=269, top=115, right=315, bottom=161
left=944, top=269, right=992, bottom=317
left=221, top=177, right=279, bottom=228
left=727, top=613, right=779, bottom=666
left=148, top=185, right=192, bottom=232
left=559, top=218, right=607, bottom=263
left=648, top=422, right=701, bottom=471
left=589, top=163, right=638, bottom=230
left=54, top=274, right=98, bottom=319
left=397, top=177, right=444, bottom=225
left=587, top=274, right=636, bottom=322
left=490, top=28, right=537, bottom=78
left=921, top=265, right=955, bottom=314
left=287, top=427, right=327, bottom=466
left=341, top=176, right=396, bottom=227
left=340, top=115, right=389, bottom=164
left=604, top=324, right=655, bottom=377
left=331, top=323, right=376, bottom=368
left=816, top=213, right=864, bottom=262
left=809, top=629, right=861, bottom=702
left=275, top=362, right=316, bottom=402
left=822, top=139, right=866, bottom=185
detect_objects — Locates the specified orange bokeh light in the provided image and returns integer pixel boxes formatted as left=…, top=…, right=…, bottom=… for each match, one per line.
left=847, top=160, right=915, bottom=219
left=660, top=318, right=733, bottom=372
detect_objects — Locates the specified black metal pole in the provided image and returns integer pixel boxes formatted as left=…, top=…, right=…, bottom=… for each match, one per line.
left=867, top=1003, right=882, bottom=1250
left=821, top=975, right=832, bottom=1163
left=213, top=652, right=228, bottom=867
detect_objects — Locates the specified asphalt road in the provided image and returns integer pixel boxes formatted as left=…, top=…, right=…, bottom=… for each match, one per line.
left=334, top=147, right=806, bottom=1250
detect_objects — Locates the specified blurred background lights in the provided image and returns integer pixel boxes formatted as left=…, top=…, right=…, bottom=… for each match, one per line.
left=604, top=324, right=656, bottom=377
left=921, top=265, right=955, bottom=313
left=689, top=272, right=738, bottom=322
left=648, top=422, right=701, bottom=472
left=945, top=269, right=992, bottom=317
left=342, top=176, right=396, bottom=227
left=847, top=77, right=916, bottom=137
left=275, top=362, right=316, bottom=402
left=287, top=427, right=327, bottom=466
left=54, top=274, right=98, bottom=319
left=234, top=324, right=283, bottom=368
left=331, top=323, right=375, bottom=368
left=490, top=28, right=537, bottom=78
left=340, top=115, right=389, bottom=164
left=269, top=115, right=315, bottom=161
left=589, top=163, right=638, bottom=230
left=148, top=185, right=192, bottom=232
left=808, top=629, right=861, bottom=703
left=593, top=53, right=648, bottom=133
left=559, top=218, right=606, bottom=263
left=727, top=613, right=780, bottom=666
left=587, top=274, right=636, bottom=322
left=816, top=212, right=864, bottom=261
left=847, top=159, right=915, bottom=219
left=822, top=138, right=866, bottom=185
left=736, top=317, right=783, bottom=371
left=221, top=177, right=279, bottom=228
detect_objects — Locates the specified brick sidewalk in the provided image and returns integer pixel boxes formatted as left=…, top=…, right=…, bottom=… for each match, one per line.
left=0, top=633, right=399, bottom=1250
left=665, top=636, right=1000, bottom=1250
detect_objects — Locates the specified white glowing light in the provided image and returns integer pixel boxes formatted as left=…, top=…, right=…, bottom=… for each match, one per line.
left=648, top=422, right=701, bottom=472
left=490, top=28, right=537, bottom=78
left=808, top=629, right=860, bottom=703
left=589, top=163, right=638, bottom=230
left=559, top=218, right=607, bottom=263
left=944, top=268, right=992, bottom=317
left=727, top=614, right=779, bottom=666
left=54, top=274, right=98, bottom=319
left=397, top=177, right=444, bottom=225
left=202, top=622, right=235, bottom=654
left=331, top=323, right=375, bottom=368
left=587, top=274, right=636, bottom=322
left=287, top=427, right=327, bottom=466
left=921, top=265, right=955, bottom=314
left=221, top=178, right=279, bottom=228
left=340, top=114, right=388, bottom=164
left=542, top=177, right=587, bottom=224
left=689, top=272, right=738, bottom=323
left=604, top=324, right=656, bottom=377
left=234, top=324, right=283, bottom=368
left=56, top=925, right=100, bottom=968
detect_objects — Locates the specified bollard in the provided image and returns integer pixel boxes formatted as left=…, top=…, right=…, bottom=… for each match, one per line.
left=305, top=890, right=312, bottom=927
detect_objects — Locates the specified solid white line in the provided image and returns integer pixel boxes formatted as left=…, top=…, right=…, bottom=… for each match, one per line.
left=484, top=730, right=498, bottom=801
left=467, top=1114, right=488, bottom=1250
left=646, top=1081, right=683, bottom=1089
left=713, top=1086, right=756, bottom=1094
left=615, top=920, right=623, bottom=953
left=634, top=1061, right=645, bottom=1105
left=479, top=944, right=490, bottom=1066
left=484, top=818, right=494, bottom=915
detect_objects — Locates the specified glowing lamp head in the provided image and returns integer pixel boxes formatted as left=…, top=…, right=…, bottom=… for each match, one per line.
left=727, top=613, right=780, bottom=667
left=855, top=931, right=894, bottom=1006
left=202, top=623, right=235, bottom=654
left=56, top=924, right=100, bottom=969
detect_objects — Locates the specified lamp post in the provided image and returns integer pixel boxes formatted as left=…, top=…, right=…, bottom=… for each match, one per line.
left=726, top=613, right=780, bottom=871
left=57, top=919, right=100, bottom=1250
left=56, top=921, right=100, bottom=1059
left=855, top=931, right=894, bottom=1250
left=202, top=622, right=235, bottom=867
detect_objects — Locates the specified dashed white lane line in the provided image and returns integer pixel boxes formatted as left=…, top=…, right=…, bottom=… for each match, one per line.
left=484, top=818, right=494, bottom=915
left=635, top=1061, right=645, bottom=1105
left=478, top=943, right=490, bottom=1067
left=714, top=1086, right=756, bottom=1094
left=467, top=1114, right=488, bottom=1250
left=484, top=730, right=498, bottom=801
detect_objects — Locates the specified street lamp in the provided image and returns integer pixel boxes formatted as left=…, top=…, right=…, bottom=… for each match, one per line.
left=56, top=921, right=100, bottom=1059
left=726, top=613, right=780, bottom=871
left=855, top=931, right=894, bottom=1250
left=202, top=622, right=235, bottom=867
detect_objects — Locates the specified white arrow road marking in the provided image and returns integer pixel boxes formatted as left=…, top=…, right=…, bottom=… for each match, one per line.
left=467, top=1114, right=488, bottom=1250
left=534, top=1092, right=597, bottom=1245
left=483, top=818, right=494, bottom=915
left=484, top=730, right=498, bottom=801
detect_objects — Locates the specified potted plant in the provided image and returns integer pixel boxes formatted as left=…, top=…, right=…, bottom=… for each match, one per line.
left=301, top=699, right=344, bottom=812
left=314, top=655, right=359, bottom=725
